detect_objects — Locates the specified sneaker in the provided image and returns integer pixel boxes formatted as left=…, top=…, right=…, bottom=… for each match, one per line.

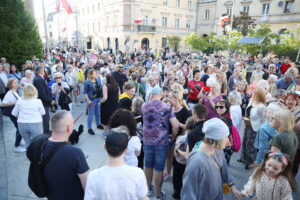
left=147, top=187, right=153, bottom=197
left=14, top=146, right=26, bottom=153
left=20, top=140, right=25, bottom=147
left=97, top=124, right=104, bottom=129
left=163, top=173, right=171, bottom=181
left=154, top=191, right=166, bottom=200
left=88, top=129, right=95, bottom=135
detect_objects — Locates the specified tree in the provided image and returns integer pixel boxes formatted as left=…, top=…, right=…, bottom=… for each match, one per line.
left=232, top=11, right=256, bottom=36
left=0, top=0, right=43, bottom=67
left=185, top=33, right=209, bottom=52
left=168, top=36, right=181, bottom=52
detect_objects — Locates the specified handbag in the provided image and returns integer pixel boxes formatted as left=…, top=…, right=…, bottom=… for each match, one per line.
left=1, top=92, right=19, bottom=116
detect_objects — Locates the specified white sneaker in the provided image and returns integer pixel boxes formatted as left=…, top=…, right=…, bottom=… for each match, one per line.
left=147, top=187, right=153, bottom=197
left=14, top=146, right=26, bottom=153
left=154, top=191, right=166, bottom=200
left=20, top=140, right=25, bottom=147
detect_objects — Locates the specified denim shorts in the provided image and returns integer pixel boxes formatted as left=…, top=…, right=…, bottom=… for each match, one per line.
left=143, top=145, right=168, bottom=171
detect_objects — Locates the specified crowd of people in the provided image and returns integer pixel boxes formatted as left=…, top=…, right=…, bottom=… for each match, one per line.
left=0, top=48, right=300, bottom=200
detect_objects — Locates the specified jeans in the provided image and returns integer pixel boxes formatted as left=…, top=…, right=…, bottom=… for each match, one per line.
left=87, top=98, right=100, bottom=129
left=42, top=105, right=50, bottom=134
left=9, top=115, right=22, bottom=147
left=18, top=122, right=43, bottom=148
left=144, top=145, right=168, bottom=171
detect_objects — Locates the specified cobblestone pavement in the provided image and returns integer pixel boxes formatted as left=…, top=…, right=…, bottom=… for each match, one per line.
left=1, top=104, right=300, bottom=200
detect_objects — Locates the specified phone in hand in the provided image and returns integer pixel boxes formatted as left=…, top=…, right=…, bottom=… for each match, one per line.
left=58, top=82, right=62, bottom=86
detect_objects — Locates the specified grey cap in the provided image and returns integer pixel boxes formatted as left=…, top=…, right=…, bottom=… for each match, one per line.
left=202, top=118, right=229, bottom=140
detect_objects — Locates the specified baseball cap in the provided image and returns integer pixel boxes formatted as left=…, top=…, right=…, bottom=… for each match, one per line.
left=105, top=129, right=129, bottom=157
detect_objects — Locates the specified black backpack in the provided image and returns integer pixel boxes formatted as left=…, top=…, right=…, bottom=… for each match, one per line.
left=26, top=134, right=66, bottom=197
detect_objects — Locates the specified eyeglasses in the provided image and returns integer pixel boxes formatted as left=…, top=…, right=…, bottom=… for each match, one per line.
left=55, top=77, right=62, bottom=79
left=215, top=106, right=225, bottom=109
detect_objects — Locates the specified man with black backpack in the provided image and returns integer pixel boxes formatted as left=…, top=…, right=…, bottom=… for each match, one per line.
left=27, top=110, right=89, bottom=200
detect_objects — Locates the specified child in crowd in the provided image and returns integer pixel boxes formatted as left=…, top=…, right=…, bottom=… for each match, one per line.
left=241, top=152, right=295, bottom=200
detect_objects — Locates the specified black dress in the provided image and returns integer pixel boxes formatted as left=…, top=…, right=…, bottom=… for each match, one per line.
left=101, top=85, right=119, bottom=125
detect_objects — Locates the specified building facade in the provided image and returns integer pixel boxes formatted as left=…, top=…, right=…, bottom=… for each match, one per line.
left=76, top=0, right=197, bottom=52
left=196, top=0, right=300, bottom=39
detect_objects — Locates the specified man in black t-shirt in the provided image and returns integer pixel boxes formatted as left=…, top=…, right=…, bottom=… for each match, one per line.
left=43, top=111, right=89, bottom=200
left=112, top=64, right=128, bottom=93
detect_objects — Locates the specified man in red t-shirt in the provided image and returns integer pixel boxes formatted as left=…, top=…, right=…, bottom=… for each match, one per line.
left=280, top=59, right=291, bottom=75
left=187, top=70, right=204, bottom=109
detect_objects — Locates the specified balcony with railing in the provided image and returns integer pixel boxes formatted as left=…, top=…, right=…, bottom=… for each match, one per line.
left=137, top=25, right=156, bottom=33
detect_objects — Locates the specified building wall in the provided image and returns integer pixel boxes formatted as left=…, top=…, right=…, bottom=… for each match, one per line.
left=76, top=0, right=197, bottom=52
left=196, top=0, right=300, bottom=39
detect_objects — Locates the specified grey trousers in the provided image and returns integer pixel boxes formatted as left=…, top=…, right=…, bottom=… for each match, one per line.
left=18, top=122, right=43, bottom=148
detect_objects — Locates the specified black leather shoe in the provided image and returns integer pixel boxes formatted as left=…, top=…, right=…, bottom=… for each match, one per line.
left=88, top=129, right=95, bottom=135
left=97, top=125, right=104, bottom=129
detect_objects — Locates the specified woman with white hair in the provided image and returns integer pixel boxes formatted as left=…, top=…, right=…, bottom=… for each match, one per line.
left=268, top=74, right=278, bottom=94
left=20, top=70, right=33, bottom=88
left=52, top=72, right=71, bottom=110
left=228, top=91, right=242, bottom=129
left=250, top=64, right=264, bottom=84
left=198, top=80, right=222, bottom=120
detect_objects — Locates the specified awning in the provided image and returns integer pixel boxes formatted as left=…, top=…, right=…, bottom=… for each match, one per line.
left=237, top=37, right=265, bottom=44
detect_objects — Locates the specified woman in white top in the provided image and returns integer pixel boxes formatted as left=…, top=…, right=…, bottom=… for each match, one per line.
left=228, top=90, right=242, bottom=130
left=1, top=78, right=25, bottom=152
left=108, top=109, right=141, bottom=167
left=65, top=65, right=79, bottom=105
left=52, top=72, right=71, bottom=111
left=12, top=84, right=45, bottom=148
left=20, top=70, right=33, bottom=88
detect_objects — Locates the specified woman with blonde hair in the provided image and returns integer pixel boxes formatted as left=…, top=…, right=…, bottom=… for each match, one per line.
left=12, top=84, right=45, bottom=148
left=1, top=78, right=24, bottom=152
left=270, top=109, right=298, bottom=161
left=216, top=71, right=228, bottom=97
left=239, top=86, right=266, bottom=169
left=84, top=69, right=102, bottom=135
left=167, top=90, right=192, bottom=191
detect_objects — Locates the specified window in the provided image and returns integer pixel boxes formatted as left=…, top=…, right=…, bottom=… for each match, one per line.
left=49, top=32, right=52, bottom=38
left=98, top=22, right=100, bottom=31
left=262, top=3, right=269, bottom=15
left=188, top=0, right=192, bottom=9
left=162, top=37, right=167, bottom=48
left=92, top=5, right=95, bottom=12
left=163, top=0, right=168, bottom=6
left=226, top=8, right=232, bottom=16
left=114, top=15, right=117, bottom=26
left=284, top=1, right=293, bottom=13
left=93, top=22, right=95, bottom=32
left=98, top=3, right=100, bottom=11
left=162, top=17, right=167, bottom=27
left=175, top=18, right=180, bottom=28
left=87, top=7, right=89, bottom=13
left=176, top=0, right=180, bottom=8
left=143, top=16, right=149, bottom=25
left=82, top=8, right=84, bottom=15
left=186, top=19, right=191, bottom=28
left=205, top=9, right=210, bottom=19
left=243, top=5, right=249, bottom=14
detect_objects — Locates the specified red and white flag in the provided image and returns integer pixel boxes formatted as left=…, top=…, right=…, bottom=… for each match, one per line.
left=61, top=27, right=67, bottom=32
left=56, top=0, right=73, bottom=14
left=218, top=16, right=230, bottom=26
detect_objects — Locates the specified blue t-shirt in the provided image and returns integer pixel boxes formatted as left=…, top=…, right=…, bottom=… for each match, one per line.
left=43, top=141, right=89, bottom=200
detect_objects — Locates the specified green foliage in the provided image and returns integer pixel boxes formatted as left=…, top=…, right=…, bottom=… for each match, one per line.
left=167, top=36, right=181, bottom=52
left=185, top=33, right=209, bottom=51
left=232, top=11, right=256, bottom=36
left=0, top=0, right=43, bottom=67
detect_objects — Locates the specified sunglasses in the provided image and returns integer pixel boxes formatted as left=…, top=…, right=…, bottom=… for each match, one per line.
left=215, top=106, right=225, bottom=109
left=55, top=77, right=62, bottom=79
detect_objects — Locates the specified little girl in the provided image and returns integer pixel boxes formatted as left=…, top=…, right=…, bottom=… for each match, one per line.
left=241, top=151, right=295, bottom=200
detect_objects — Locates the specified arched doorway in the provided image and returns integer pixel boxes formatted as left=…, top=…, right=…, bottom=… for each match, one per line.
left=115, top=38, right=119, bottom=52
left=141, top=38, right=149, bottom=50
left=107, top=37, right=110, bottom=49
